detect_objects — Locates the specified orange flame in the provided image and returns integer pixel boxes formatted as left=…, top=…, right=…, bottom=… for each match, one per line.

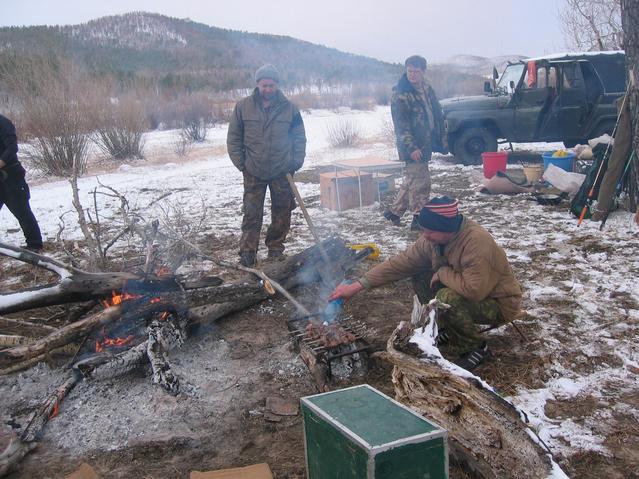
left=102, top=290, right=144, bottom=308
left=95, top=334, right=135, bottom=352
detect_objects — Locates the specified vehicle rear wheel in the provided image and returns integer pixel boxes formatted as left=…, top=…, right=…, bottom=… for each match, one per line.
left=452, top=127, right=498, bottom=165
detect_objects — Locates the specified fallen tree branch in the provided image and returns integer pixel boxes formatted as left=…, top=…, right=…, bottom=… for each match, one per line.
left=0, top=242, right=137, bottom=314
left=384, top=297, right=567, bottom=479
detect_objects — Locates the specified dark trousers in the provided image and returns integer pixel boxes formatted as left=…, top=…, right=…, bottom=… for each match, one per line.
left=0, top=175, right=42, bottom=248
left=239, top=172, right=295, bottom=254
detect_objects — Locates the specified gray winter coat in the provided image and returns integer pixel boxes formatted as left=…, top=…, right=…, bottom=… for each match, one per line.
left=227, top=89, right=306, bottom=180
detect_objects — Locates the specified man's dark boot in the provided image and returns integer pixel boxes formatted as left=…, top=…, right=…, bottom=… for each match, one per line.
left=267, top=250, right=284, bottom=261
left=239, top=251, right=256, bottom=267
left=410, top=215, right=420, bottom=231
left=455, top=342, right=490, bottom=371
left=383, top=210, right=401, bottom=226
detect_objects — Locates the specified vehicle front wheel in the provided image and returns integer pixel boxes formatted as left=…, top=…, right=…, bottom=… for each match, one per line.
left=452, top=127, right=498, bottom=165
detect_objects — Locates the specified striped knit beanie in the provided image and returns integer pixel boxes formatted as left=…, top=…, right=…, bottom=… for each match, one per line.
left=418, top=196, right=463, bottom=232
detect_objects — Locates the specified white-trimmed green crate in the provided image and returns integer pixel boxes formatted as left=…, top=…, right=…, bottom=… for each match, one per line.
left=301, top=384, right=448, bottom=479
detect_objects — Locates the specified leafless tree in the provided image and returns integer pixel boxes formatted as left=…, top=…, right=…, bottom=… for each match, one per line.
left=621, top=0, right=639, bottom=211
left=559, top=0, right=623, bottom=51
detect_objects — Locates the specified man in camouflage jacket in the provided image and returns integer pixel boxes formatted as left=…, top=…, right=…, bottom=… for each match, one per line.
left=227, top=64, right=306, bottom=267
left=384, top=55, right=447, bottom=231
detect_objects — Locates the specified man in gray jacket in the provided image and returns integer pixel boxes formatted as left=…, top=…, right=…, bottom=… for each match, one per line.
left=227, top=64, right=307, bottom=267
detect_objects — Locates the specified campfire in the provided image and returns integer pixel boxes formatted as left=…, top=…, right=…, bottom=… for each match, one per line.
left=0, top=237, right=374, bottom=476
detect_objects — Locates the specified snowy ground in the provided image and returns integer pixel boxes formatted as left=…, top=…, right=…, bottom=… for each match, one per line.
left=1, top=106, right=638, bottom=478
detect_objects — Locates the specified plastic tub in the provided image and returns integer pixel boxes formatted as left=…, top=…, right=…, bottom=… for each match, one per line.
left=543, top=151, right=575, bottom=173
left=522, top=164, right=543, bottom=184
left=481, top=151, right=508, bottom=178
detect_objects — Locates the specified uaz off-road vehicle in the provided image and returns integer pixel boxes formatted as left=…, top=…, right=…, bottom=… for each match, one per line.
left=441, top=51, right=626, bottom=165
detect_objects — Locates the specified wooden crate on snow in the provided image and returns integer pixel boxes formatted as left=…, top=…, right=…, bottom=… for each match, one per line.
left=319, top=170, right=376, bottom=211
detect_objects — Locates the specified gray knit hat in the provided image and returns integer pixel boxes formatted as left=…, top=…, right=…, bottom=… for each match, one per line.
left=255, top=64, right=280, bottom=83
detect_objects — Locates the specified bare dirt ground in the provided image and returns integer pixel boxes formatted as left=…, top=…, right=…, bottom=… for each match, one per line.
left=2, top=156, right=638, bottom=478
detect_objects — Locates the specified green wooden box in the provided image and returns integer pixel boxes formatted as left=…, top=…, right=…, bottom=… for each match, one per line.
left=301, top=384, right=448, bottom=479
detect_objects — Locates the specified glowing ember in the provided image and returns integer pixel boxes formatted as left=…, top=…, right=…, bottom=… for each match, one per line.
left=157, top=266, right=172, bottom=277
left=50, top=400, right=59, bottom=419
left=95, top=334, right=135, bottom=352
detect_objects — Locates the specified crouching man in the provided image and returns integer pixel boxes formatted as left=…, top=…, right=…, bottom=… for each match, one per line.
left=330, top=196, right=522, bottom=370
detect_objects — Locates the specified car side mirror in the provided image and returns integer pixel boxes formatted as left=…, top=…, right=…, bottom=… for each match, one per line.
left=484, top=81, right=492, bottom=93
left=492, top=66, right=499, bottom=80
left=509, top=80, right=515, bottom=90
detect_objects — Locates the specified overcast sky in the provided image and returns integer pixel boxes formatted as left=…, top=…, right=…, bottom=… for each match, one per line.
left=2, top=0, right=567, bottom=63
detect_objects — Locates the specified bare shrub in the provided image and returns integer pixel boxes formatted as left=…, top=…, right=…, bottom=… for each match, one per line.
left=172, top=132, right=193, bottom=158
left=380, top=117, right=396, bottom=146
left=94, top=96, right=147, bottom=160
left=326, top=118, right=361, bottom=148
left=0, top=58, right=95, bottom=175
left=180, top=93, right=216, bottom=142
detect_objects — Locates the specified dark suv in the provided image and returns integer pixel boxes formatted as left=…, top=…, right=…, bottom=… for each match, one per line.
left=441, top=51, right=626, bottom=164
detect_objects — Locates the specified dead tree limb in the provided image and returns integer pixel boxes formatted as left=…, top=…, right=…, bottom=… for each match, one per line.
left=0, top=370, right=81, bottom=477
left=381, top=298, right=566, bottom=479
left=0, top=242, right=137, bottom=314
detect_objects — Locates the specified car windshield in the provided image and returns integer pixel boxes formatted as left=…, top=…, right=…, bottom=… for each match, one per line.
left=496, top=64, right=525, bottom=94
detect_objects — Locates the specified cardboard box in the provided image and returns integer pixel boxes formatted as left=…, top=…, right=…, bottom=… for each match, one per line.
left=190, top=463, right=273, bottom=479
left=301, top=385, right=448, bottom=479
left=320, top=170, right=376, bottom=211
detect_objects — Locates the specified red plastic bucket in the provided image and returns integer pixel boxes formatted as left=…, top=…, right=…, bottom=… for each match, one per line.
left=481, top=151, right=508, bottom=178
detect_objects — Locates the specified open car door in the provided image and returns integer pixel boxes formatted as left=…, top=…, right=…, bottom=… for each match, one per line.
left=513, top=61, right=557, bottom=141
left=558, top=61, right=589, bottom=141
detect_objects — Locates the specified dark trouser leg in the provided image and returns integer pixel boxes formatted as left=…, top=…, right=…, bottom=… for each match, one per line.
left=239, top=172, right=267, bottom=255
left=435, top=288, right=504, bottom=355
left=0, top=179, right=42, bottom=248
left=265, top=175, right=295, bottom=253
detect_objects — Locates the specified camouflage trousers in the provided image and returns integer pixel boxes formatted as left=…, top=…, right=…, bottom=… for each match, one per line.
left=412, top=272, right=504, bottom=355
left=239, top=172, right=296, bottom=255
left=388, top=161, right=431, bottom=217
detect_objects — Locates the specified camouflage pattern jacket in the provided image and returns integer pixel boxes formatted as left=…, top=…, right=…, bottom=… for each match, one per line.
left=227, top=89, right=306, bottom=181
left=390, top=74, right=446, bottom=163
left=359, top=218, right=522, bottom=321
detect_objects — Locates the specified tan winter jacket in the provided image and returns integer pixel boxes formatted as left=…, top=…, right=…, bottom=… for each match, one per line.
left=227, top=89, right=306, bottom=180
left=359, top=218, right=522, bottom=321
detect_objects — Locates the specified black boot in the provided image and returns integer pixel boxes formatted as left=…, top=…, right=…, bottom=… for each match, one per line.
left=383, top=210, right=401, bottom=226
left=455, top=342, right=490, bottom=371
left=239, top=251, right=256, bottom=267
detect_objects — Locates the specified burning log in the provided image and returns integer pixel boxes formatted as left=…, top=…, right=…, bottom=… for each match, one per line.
left=0, top=370, right=81, bottom=477
left=382, top=298, right=567, bottom=479
left=0, top=306, right=122, bottom=367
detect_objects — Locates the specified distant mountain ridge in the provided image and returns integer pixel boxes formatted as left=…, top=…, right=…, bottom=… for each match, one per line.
left=434, top=54, right=528, bottom=76
left=0, top=12, right=402, bottom=91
